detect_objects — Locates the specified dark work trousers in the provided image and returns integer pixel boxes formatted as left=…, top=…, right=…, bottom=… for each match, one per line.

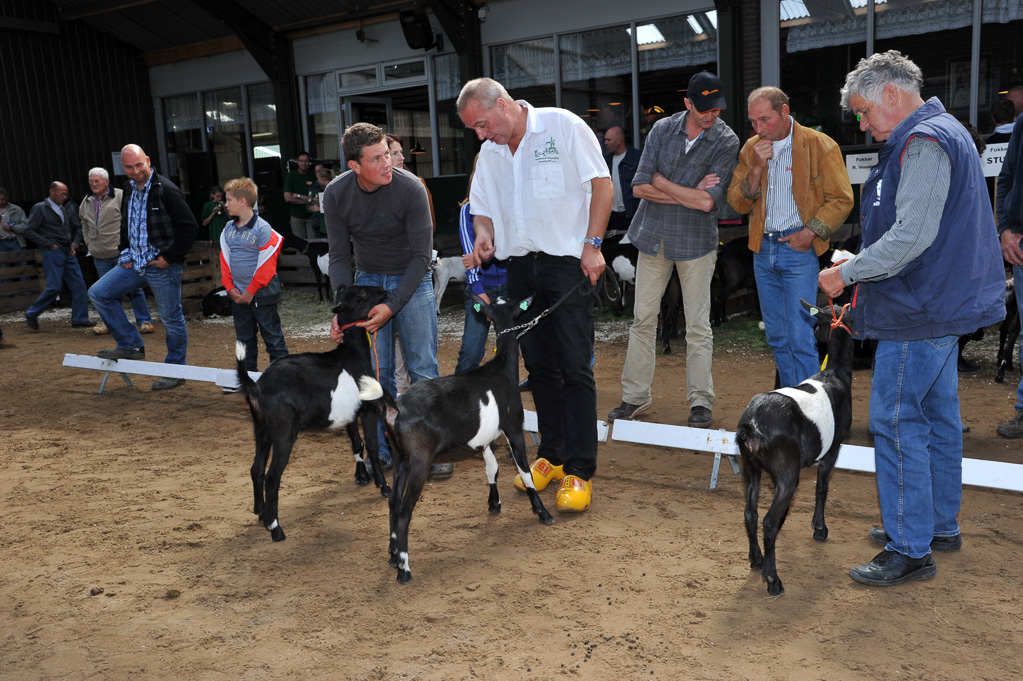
left=507, top=252, right=598, bottom=480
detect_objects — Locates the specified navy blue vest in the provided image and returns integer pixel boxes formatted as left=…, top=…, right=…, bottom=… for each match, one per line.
left=856, top=98, right=1004, bottom=341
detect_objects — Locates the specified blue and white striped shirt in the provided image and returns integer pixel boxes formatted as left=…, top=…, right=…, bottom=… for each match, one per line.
left=121, top=172, right=161, bottom=272
left=763, top=118, right=801, bottom=233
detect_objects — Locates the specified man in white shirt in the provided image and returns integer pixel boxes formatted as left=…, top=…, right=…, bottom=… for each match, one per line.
left=457, top=77, right=612, bottom=513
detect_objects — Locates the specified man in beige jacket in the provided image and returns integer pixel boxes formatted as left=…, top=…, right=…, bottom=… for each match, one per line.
left=80, top=167, right=152, bottom=335
left=728, top=87, right=853, bottom=387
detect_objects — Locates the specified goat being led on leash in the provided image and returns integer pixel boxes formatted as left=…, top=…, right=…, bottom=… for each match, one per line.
left=736, top=299, right=854, bottom=595
left=379, top=295, right=554, bottom=583
left=237, top=285, right=391, bottom=542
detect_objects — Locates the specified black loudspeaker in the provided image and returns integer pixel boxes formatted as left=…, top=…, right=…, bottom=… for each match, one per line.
left=400, top=8, right=436, bottom=50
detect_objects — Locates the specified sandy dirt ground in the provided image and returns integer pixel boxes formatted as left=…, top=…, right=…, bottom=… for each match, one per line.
left=1, top=297, right=1021, bottom=681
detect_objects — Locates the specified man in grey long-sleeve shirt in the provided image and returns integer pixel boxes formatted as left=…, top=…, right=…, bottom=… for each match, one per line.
left=323, top=122, right=438, bottom=467
left=819, top=51, right=1004, bottom=589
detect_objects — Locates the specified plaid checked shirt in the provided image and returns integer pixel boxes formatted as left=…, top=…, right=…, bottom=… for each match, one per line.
left=627, top=112, right=739, bottom=260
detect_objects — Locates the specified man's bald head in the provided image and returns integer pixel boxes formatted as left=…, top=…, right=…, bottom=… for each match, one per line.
left=121, top=144, right=152, bottom=188
left=603, top=125, right=626, bottom=156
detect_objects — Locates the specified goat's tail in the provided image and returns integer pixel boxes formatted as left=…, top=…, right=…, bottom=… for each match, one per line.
left=375, top=384, right=404, bottom=459
left=235, top=342, right=261, bottom=414
left=735, top=419, right=764, bottom=457
left=357, top=375, right=383, bottom=401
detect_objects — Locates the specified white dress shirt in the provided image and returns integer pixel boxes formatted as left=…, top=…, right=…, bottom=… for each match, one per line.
left=470, top=101, right=610, bottom=260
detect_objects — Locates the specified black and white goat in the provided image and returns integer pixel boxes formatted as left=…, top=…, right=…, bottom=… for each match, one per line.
left=735, top=299, right=853, bottom=595
left=283, top=233, right=331, bottom=302
left=236, top=285, right=391, bottom=542
left=379, top=295, right=554, bottom=583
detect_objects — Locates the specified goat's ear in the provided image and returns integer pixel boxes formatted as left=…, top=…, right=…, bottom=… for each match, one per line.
left=470, top=292, right=491, bottom=315
left=331, top=284, right=348, bottom=311
left=800, top=298, right=824, bottom=319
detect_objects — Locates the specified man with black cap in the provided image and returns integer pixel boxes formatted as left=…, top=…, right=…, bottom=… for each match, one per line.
left=607, top=70, right=739, bottom=428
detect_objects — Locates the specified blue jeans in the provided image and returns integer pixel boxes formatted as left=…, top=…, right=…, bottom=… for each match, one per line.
left=27, top=246, right=90, bottom=324
left=754, top=229, right=821, bottom=387
left=93, top=256, right=152, bottom=326
left=1013, top=264, right=1023, bottom=412
left=454, top=283, right=507, bottom=374
left=233, top=300, right=289, bottom=371
left=870, top=336, right=962, bottom=558
left=354, top=271, right=439, bottom=463
left=89, top=262, right=188, bottom=364
left=507, top=253, right=598, bottom=480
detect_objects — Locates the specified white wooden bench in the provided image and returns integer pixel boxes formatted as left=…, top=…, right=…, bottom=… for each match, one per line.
left=63, top=353, right=260, bottom=394
left=609, top=418, right=1023, bottom=492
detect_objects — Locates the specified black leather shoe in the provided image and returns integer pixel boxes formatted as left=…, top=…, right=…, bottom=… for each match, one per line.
left=849, top=549, right=936, bottom=586
left=97, top=347, right=145, bottom=361
left=518, top=377, right=530, bottom=392
left=429, top=462, right=453, bottom=480
left=25, top=314, right=39, bottom=330
left=869, top=526, right=962, bottom=552
left=607, top=399, right=653, bottom=422
left=688, top=405, right=712, bottom=428
left=71, top=320, right=97, bottom=328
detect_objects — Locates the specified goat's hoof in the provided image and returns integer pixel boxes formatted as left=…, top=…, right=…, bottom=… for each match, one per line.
left=765, top=577, right=784, bottom=596
left=662, top=346, right=672, bottom=355
left=397, top=570, right=412, bottom=584
left=388, top=554, right=399, bottom=569
left=270, top=527, right=286, bottom=542
left=379, top=484, right=391, bottom=497
left=813, top=527, right=829, bottom=542
left=995, top=375, right=1005, bottom=384
left=538, top=510, right=556, bottom=525
left=488, top=502, right=501, bottom=515
left=750, top=558, right=763, bottom=570
left=354, top=464, right=370, bottom=486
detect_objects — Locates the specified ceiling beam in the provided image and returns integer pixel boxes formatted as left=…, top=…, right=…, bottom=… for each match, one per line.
left=59, top=0, right=157, bottom=22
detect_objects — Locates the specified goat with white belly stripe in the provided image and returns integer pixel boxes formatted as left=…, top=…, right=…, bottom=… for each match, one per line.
left=736, top=299, right=854, bottom=595
left=379, top=294, right=554, bottom=583
left=236, top=284, right=391, bottom=542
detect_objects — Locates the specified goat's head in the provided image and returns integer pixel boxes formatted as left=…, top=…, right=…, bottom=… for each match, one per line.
left=332, top=285, right=389, bottom=326
left=472, top=294, right=534, bottom=335
left=801, top=298, right=854, bottom=341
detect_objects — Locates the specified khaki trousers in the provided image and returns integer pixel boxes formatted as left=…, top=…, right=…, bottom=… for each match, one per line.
left=621, top=247, right=716, bottom=410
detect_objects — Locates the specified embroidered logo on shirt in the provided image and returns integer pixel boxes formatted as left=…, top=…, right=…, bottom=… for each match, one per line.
left=534, top=137, right=560, bottom=163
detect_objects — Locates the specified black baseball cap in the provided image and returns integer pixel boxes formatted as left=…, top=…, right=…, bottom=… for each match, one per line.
left=687, top=71, right=727, bottom=111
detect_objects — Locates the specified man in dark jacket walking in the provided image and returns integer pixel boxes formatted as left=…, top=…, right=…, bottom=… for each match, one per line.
left=995, top=109, right=1023, bottom=437
left=88, top=144, right=198, bottom=390
left=22, top=181, right=95, bottom=330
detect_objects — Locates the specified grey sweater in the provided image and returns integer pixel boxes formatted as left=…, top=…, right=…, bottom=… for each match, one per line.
left=323, top=167, right=433, bottom=313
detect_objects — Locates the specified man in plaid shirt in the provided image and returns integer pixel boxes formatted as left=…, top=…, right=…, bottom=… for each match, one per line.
left=608, top=71, right=739, bottom=428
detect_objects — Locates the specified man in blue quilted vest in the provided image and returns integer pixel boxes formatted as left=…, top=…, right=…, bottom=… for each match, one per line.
left=819, top=51, right=1004, bottom=587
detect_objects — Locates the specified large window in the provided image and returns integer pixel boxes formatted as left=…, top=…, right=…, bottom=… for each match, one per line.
left=434, top=53, right=469, bottom=177
left=306, top=73, right=339, bottom=163
left=780, top=0, right=868, bottom=146
left=560, top=26, right=633, bottom=141
left=248, top=83, right=279, bottom=160
left=162, top=94, right=203, bottom=191
left=204, top=87, right=245, bottom=185
left=636, top=14, right=718, bottom=143
left=979, top=0, right=1023, bottom=134
left=491, top=38, right=557, bottom=107
left=490, top=13, right=720, bottom=147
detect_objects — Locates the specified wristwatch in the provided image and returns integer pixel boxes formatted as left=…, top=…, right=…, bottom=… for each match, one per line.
left=583, top=236, right=602, bottom=250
